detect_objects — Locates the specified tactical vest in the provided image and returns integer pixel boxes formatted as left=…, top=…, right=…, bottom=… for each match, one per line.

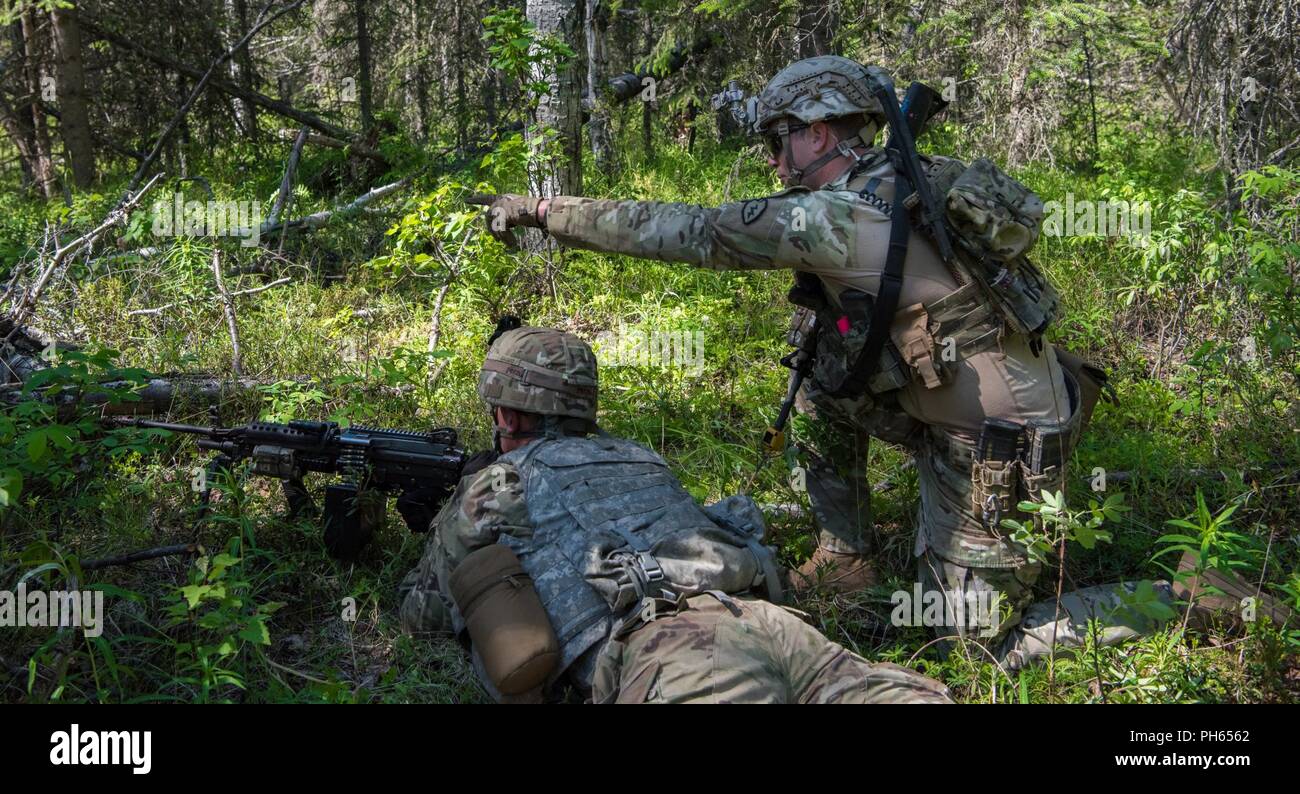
left=495, top=435, right=781, bottom=691
left=794, top=152, right=1058, bottom=401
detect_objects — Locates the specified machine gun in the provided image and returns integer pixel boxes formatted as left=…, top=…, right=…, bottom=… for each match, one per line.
left=117, top=417, right=467, bottom=559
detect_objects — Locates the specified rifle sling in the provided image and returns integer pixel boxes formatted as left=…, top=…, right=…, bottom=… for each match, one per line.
left=837, top=168, right=910, bottom=397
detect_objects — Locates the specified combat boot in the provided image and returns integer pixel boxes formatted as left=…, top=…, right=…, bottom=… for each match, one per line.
left=792, top=547, right=878, bottom=594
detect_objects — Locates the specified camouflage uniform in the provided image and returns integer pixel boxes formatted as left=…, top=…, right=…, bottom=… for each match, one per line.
left=591, top=594, right=951, bottom=704
left=484, top=58, right=1173, bottom=669
left=399, top=326, right=951, bottom=702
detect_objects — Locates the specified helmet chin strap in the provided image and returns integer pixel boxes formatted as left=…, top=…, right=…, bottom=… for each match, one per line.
left=782, top=118, right=881, bottom=185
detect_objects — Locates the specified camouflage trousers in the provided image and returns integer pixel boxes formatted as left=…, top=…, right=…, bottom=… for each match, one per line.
left=795, top=378, right=1174, bottom=670
left=916, top=552, right=1174, bottom=670
left=792, top=383, right=921, bottom=555
left=591, top=594, right=952, bottom=703
left=397, top=535, right=454, bottom=636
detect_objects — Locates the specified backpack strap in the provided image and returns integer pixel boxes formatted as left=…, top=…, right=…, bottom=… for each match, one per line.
left=837, top=166, right=911, bottom=396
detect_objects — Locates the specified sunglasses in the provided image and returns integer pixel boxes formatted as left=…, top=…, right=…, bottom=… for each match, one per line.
left=764, top=122, right=809, bottom=157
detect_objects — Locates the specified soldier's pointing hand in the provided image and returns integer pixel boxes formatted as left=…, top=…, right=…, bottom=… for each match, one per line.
left=467, top=193, right=548, bottom=245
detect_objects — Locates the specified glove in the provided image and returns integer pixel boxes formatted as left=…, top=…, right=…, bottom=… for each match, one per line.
left=466, top=193, right=544, bottom=246
left=395, top=481, right=454, bottom=533
left=461, top=449, right=499, bottom=478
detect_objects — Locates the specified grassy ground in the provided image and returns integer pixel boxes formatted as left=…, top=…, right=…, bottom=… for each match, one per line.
left=1, top=127, right=1296, bottom=703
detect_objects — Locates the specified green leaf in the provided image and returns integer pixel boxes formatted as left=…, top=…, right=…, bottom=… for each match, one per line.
left=238, top=617, right=270, bottom=645
left=179, top=584, right=212, bottom=609
left=26, top=430, right=48, bottom=463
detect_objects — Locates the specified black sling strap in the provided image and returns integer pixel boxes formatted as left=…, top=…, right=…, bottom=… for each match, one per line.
left=835, top=165, right=911, bottom=397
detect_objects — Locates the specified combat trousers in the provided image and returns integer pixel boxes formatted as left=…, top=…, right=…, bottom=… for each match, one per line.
left=792, top=381, right=922, bottom=555
left=797, top=370, right=1174, bottom=670
left=591, top=594, right=953, bottom=703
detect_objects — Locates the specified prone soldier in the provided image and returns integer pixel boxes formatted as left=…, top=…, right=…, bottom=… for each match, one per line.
left=398, top=326, right=953, bottom=703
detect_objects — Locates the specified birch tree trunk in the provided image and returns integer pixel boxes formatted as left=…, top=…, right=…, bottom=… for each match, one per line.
left=527, top=0, right=584, bottom=196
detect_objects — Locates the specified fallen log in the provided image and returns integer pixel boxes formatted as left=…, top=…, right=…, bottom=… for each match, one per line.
left=81, top=543, right=197, bottom=571
left=0, top=374, right=295, bottom=413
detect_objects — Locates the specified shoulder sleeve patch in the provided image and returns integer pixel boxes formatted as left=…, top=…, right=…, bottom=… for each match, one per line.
left=741, top=198, right=768, bottom=225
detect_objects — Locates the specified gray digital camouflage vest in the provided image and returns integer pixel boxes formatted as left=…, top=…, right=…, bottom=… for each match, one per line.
left=496, top=434, right=781, bottom=691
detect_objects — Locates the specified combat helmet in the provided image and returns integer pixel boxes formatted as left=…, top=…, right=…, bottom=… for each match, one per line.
left=754, top=56, right=887, bottom=181
left=478, top=326, right=598, bottom=424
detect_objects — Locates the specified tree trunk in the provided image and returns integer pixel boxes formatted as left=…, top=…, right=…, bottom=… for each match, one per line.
left=49, top=2, right=96, bottom=189
left=19, top=9, right=58, bottom=199
left=527, top=0, right=584, bottom=196
left=796, top=0, right=837, bottom=58
left=640, top=13, right=653, bottom=165
left=584, top=0, right=616, bottom=179
left=454, top=2, right=467, bottom=149
left=406, top=0, right=430, bottom=141
left=0, top=85, right=39, bottom=190
left=225, top=0, right=259, bottom=136
left=354, top=0, right=375, bottom=131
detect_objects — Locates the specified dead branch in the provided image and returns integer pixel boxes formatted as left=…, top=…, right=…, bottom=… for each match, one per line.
left=210, top=251, right=244, bottom=377
left=261, top=174, right=417, bottom=236
left=81, top=543, right=197, bottom=571
left=268, top=127, right=310, bottom=232
left=127, top=277, right=292, bottom=317
left=2, top=172, right=164, bottom=345
left=275, top=127, right=386, bottom=164
left=121, top=0, right=307, bottom=198
left=82, top=17, right=361, bottom=145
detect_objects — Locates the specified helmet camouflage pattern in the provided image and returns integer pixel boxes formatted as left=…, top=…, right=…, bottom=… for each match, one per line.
left=477, top=326, right=598, bottom=421
left=754, top=55, right=885, bottom=134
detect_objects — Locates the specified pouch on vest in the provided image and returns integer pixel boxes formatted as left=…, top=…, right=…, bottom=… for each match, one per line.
left=813, top=288, right=910, bottom=397
left=923, top=156, right=1060, bottom=338
left=449, top=544, right=560, bottom=696
left=1019, top=369, right=1083, bottom=508
left=890, top=302, right=952, bottom=389
left=971, top=419, right=1022, bottom=534
left=945, top=158, right=1043, bottom=262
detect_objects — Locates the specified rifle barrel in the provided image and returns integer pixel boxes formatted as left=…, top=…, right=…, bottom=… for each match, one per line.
left=117, top=418, right=218, bottom=435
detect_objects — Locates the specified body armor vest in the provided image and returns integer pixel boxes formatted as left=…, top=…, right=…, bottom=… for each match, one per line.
left=496, top=435, right=780, bottom=690
left=791, top=153, right=1058, bottom=401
